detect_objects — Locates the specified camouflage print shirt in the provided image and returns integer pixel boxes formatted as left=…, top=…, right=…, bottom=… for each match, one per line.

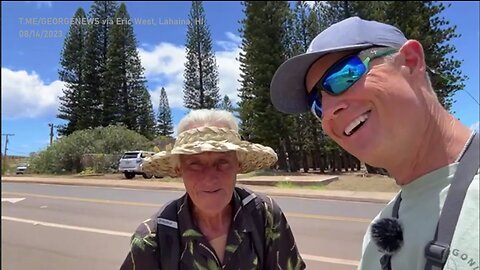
left=120, top=187, right=306, bottom=270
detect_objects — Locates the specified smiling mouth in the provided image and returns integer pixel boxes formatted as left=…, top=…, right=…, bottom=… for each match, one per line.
left=344, top=110, right=371, bottom=137
left=204, top=189, right=221, bottom=194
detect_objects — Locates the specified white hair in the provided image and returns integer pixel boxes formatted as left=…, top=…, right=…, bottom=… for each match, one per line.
left=177, top=109, right=239, bottom=134
left=171, top=109, right=242, bottom=172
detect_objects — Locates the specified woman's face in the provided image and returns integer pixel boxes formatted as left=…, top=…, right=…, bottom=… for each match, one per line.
left=178, top=151, right=240, bottom=215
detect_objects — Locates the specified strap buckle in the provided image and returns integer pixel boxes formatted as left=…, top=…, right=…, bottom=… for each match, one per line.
left=425, top=241, right=450, bottom=265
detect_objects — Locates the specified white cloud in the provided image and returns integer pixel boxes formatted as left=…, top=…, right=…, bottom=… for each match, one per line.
left=139, top=32, right=243, bottom=110
left=2, top=32, right=243, bottom=120
left=471, top=121, right=479, bottom=131
left=138, top=43, right=186, bottom=78
left=216, top=47, right=242, bottom=105
left=25, top=1, right=52, bottom=8
left=216, top=32, right=242, bottom=51
left=1, top=68, right=64, bottom=119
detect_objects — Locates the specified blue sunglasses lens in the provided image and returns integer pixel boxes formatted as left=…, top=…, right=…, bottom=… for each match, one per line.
left=321, top=56, right=366, bottom=95
left=308, top=54, right=370, bottom=120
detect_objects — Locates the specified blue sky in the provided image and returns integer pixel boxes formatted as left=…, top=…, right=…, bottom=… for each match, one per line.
left=2, top=1, right=479, bottom=157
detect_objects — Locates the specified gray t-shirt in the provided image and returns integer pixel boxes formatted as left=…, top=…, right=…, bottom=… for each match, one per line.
left=359, top=163, right=479, bottom=270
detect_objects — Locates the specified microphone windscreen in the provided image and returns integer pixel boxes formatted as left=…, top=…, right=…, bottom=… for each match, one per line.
left=370, top=217, right=404, bottom=255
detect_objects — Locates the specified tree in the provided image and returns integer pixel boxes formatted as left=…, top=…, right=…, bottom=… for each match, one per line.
left=104, top=3, right=156, bottom=139
left=287, top=1, right=325, bottom=172
left=157, top=87, right=174, bottom=136
left=57, top=8, right=88, bottom=136
left=375, top=1, right=466, bottom=111
left=238, top=1, right=297, bottom=172
left=83, top=1, right=119, bottom=128
left=219, top=95, right=234, bottom=112
left=183, top=1, right=221, bottom=109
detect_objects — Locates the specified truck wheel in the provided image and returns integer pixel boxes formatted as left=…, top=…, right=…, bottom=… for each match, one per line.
left=124, top=172, right=135, bottom=179
left=143, top=173, right=153, bottom=179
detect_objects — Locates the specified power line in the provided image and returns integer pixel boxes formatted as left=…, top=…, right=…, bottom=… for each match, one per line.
left=460, top=89, right=479, bottom=106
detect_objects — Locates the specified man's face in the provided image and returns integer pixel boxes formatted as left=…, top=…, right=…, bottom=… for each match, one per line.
left=305, top=48, right=427, bottom=167
left=178, top=151, right=240, bottom=215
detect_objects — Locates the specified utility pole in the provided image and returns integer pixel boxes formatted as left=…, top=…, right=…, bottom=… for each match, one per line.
left=49, top=123, right=54, bottom=145
left=48, top=124, right=61, bottom=145
left=2, top=134, right=15, bottom=175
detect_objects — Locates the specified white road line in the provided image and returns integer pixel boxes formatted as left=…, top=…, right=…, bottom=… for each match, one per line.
left=2, top=215, right=360, bottom=266
left=301, top=254, right=359, bottom=266
left=1, top=197, right=25, bottom=203
left=1, top=216, right=131, bottom=237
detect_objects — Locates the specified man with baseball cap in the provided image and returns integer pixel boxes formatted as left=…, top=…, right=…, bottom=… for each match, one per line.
left=270, top=16, right=479, bottom=270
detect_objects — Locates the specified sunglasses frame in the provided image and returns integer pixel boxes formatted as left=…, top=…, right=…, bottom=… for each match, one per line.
left=307, top=46, right=398, bottom=120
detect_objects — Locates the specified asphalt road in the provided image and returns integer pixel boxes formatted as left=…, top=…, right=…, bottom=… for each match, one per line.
left=1, top=182, right=386, bottom=270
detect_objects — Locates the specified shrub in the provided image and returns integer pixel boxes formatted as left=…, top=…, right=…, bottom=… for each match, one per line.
left=29, top=125, right=155, bottom=174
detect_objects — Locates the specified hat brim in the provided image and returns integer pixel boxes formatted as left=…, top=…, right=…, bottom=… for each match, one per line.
left=142, top=141, right=278, bottom=178
left=270, top=43, right=374, bottom=114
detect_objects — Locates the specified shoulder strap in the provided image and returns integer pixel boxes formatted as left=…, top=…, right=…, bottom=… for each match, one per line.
left=379, top=193, right=403, bottom=270
left=156, top=199, right=181, bottom=270
left=424, top=132, right=479, bottom=270
left=236, top=187, right=266, bottom=269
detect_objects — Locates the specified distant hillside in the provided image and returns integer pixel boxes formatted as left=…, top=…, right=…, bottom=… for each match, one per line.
left=1, top=154, right=28, bottom=159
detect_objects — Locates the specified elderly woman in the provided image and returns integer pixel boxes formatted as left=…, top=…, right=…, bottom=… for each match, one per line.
left=120, top=109, right=305, bottom=270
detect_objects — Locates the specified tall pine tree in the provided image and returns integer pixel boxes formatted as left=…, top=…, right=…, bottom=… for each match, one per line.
left=157, top=87, right=174, bottom=136
left=104, top=3, right=156, bottom=139
left=183, top=1, right=221, bottom=109
left=57, top=8, right=88, bottom=136
left=286, top=1, right=326, bottom=172
left=238, top=1, right=297, bottom=171
left=83, top=1, right=118, bottom=128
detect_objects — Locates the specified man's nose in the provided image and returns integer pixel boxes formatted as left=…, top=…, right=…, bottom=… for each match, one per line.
left=322, top=94, right=348, bottom=120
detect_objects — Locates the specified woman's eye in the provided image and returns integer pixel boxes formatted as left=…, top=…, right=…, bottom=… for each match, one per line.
left=188, top=162, right=202, bottom=170
left=217, top=159, right=231, bottom=170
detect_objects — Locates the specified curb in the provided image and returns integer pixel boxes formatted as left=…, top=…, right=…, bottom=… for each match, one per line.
left=2, top=179, right=393, bottom=204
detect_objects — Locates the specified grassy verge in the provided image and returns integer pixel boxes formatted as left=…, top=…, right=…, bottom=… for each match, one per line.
left=275, top=181, right=326, bottom=190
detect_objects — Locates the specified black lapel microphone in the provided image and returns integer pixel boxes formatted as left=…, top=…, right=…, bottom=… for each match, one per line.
left=371, top=217, right=404, bottom=255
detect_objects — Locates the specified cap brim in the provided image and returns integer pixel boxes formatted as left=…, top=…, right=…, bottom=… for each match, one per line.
left=270, top=44, right=374, bottom=114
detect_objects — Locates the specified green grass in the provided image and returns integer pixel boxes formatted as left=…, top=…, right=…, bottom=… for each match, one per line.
left=275, top=181, right=326, bottom=190
left=238, top=169, right=307, bottom=179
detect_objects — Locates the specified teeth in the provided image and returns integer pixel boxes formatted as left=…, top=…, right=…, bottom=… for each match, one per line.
left=345, top=113, right=370, bottom=136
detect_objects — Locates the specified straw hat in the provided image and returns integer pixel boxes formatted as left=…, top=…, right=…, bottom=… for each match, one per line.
left=142, top=126, right=278, bottom=177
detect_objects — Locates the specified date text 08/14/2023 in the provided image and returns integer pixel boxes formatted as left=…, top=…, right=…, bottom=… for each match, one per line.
left=19, top=30, right=63, bottom=39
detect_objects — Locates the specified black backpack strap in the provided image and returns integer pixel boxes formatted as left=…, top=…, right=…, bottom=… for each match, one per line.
left=235, top=187, right=266, bottom=269
left=424, top=132, right=479, bottom=270
left=156, top=199, right=181, bottom=270
left=379, top=193, right=402, bottom=270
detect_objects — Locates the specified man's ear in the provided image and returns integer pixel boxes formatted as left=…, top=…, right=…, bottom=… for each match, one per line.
left=398, top=40, right=427, bottom=76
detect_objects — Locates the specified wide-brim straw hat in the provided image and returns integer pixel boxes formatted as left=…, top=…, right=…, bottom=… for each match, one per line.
left=142, top=126, right=278, bottom=177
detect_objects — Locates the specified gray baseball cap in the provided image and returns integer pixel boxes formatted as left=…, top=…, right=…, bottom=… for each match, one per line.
left=270, top=16, right=408, bottom=114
